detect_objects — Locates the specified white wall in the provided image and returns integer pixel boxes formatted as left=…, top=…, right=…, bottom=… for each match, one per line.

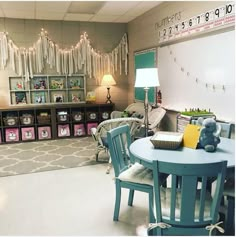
left=128, top=1, right=235, bottom=133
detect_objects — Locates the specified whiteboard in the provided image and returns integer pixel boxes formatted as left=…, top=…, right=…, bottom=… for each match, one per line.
left=158, top=30, right=235, bottom=122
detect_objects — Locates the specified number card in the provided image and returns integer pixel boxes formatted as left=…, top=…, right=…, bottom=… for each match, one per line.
left=174, top=24, right=181, bottom=38
left=214, top=6, right=225, bottom=27
left=224, top=2, right=235, bottom=25
left=168, top=25, right=174, bottom=40
left=181, top=19, right=189, bottom=37
left=158, top=2, right=235, bottom=44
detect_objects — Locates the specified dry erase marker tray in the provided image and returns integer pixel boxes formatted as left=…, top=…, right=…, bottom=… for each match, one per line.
left=150, top=131, right=183, bottom=150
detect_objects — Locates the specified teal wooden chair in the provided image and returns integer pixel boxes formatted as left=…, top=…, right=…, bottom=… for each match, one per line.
left=222, top=176, right=235, bottom=235
left=107, top=124, right=155, bottom=222
left=217, top=121, right=232, bottom=138
left=216, top=121, right=235, bottom=234
left=149, top=160, right=227, bottom=236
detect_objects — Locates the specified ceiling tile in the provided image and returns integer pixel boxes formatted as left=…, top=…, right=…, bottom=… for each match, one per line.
left=68, top=1, right=105, bottom=14
left=90, top=14, right=118, bottom=23
left=97, top=1, right=140, bottom=15
left=36, top=1, right=70, bottom=12
left=0, top=1, right=35, bottom=10
left=64, top=13, right=94, bottom=22
left=1, top=10, right=34, bottom=19
left=114, top=15, right=136, bottom=23
left=36, top=11, right=65, bottom=20
left=125, top=1, right=162, bottom=16
left=0, top=1, right=163, bottom=23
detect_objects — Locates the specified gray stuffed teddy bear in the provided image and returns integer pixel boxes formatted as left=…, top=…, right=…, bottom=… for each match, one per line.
left=198, top=117, right=221, bottom=152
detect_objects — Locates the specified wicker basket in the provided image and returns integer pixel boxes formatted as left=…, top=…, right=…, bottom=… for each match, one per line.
left=57, top=114, right=70, bottom=122
left=37, top=115, right=51, bottom=124
left=3, top=117, right=18, bottom=126
left=87, top=112, right=98, bottom=121
left=72, top=112, right=84, bottom=122
left=150, top=131, right=183, bottom=150
left=20, top=114, right=34, bottom=125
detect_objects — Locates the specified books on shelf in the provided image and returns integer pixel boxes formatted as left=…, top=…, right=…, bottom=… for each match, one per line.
left=10, top=75, right=86, bottom=105
left=13, top=80, right=24, bottom=90
left=32, top=77, right=47, bottom=89
left=50, top=78, right=64, bottom=89
left=15, top=92, right=27, bottom=104
left=33, top=92, right=46, bottom=103
left=69, top=78, right=81, bottom=89
left=53, top=94, right=63, bottom=103
left=71, top=93, right=81, bottom=102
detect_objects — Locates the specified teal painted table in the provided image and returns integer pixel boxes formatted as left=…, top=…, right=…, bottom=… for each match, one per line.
left=129, top=137, right=235, bottom=169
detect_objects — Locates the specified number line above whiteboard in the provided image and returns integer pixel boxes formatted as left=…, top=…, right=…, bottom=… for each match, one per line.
left=158, top=1, right=235, bottom=45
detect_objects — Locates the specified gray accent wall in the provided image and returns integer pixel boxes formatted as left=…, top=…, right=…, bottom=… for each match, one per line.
left=0, top=19, right=128, bottom=110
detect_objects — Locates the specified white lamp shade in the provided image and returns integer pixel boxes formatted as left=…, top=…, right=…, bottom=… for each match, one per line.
left=135, top=68, right=160, bottom=88
left=101, top=74, right=116, bottom=87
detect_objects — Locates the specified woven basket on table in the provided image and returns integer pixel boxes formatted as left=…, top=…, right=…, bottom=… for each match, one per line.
left=150, top=131, right=183, bottom=150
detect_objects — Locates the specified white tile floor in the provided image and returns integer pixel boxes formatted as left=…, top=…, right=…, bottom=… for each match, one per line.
left=0, top=163, right=149, bottom=236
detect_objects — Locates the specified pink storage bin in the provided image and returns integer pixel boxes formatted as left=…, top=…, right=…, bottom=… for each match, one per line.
left=0, top=131, right=2, bottom=143
left=74, top=124, right=85, bottom=136
left=5, top=128, right=19, bottom=142
left=58, top=124, right=70, bottom=137
left=38, top=126, right=51, bottom=140
left=21, top=127, right=35, bottom=141
left=87, top=122, right=98, bottom=135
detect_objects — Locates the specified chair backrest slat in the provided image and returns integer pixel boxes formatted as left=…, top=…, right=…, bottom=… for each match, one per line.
left=217, top=121, right=232, bottom=138
left=107, top=125, right=132, bottom=177
left=180, top=176, right=198, bottom=222
left=153, top=160, right=227, bottom=233
left=170, top=175, right=177, bottom=220
left=199, top=176, right=207, bottom=221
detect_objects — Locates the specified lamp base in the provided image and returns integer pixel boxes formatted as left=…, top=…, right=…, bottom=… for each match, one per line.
left=105, top=99, right=113, bottom=104
left=105, top=87, right=112, bottom=104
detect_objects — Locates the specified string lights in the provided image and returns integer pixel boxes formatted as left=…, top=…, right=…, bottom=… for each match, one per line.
left=0, top=29, right=128, bottom=83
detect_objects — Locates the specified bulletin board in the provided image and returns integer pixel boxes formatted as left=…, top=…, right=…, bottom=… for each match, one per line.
left=158, top=29, right=235, bottom=122
left=134, top=48, right=157, bottom=103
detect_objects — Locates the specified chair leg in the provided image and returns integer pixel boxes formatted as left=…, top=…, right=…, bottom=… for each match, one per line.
left=95, top=146, right=100, bottom=162
left=225, top=196, right=235, bottom=235
left=106, top=157, right=112, bottom=174
left=128, top=189, right=134, bottom=206
left=114, top=181, right=121, bottom=221
left=148, top=190, right=156, bottom=236
left=149, top=190, right=155, bottom=223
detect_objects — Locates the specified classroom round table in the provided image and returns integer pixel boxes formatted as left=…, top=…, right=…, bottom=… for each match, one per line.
left=129, top=137, right=235, bottom=170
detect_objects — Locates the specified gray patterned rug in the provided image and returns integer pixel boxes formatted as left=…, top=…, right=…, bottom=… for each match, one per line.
left=0, top=137, right=109, bottom=177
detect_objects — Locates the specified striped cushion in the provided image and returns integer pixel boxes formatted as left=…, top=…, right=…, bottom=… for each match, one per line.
left=118, top=163, right=153, bottom=186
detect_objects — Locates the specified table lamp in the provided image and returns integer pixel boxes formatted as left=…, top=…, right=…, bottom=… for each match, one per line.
left=101, top=74, right=116, bottom=104
left=135, top=68, right=160, bottom=137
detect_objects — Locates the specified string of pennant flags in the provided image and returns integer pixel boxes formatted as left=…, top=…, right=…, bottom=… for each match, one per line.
left=167, top=45, right=233, bottom=92
left=0, top=29, right=129, bottom=84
